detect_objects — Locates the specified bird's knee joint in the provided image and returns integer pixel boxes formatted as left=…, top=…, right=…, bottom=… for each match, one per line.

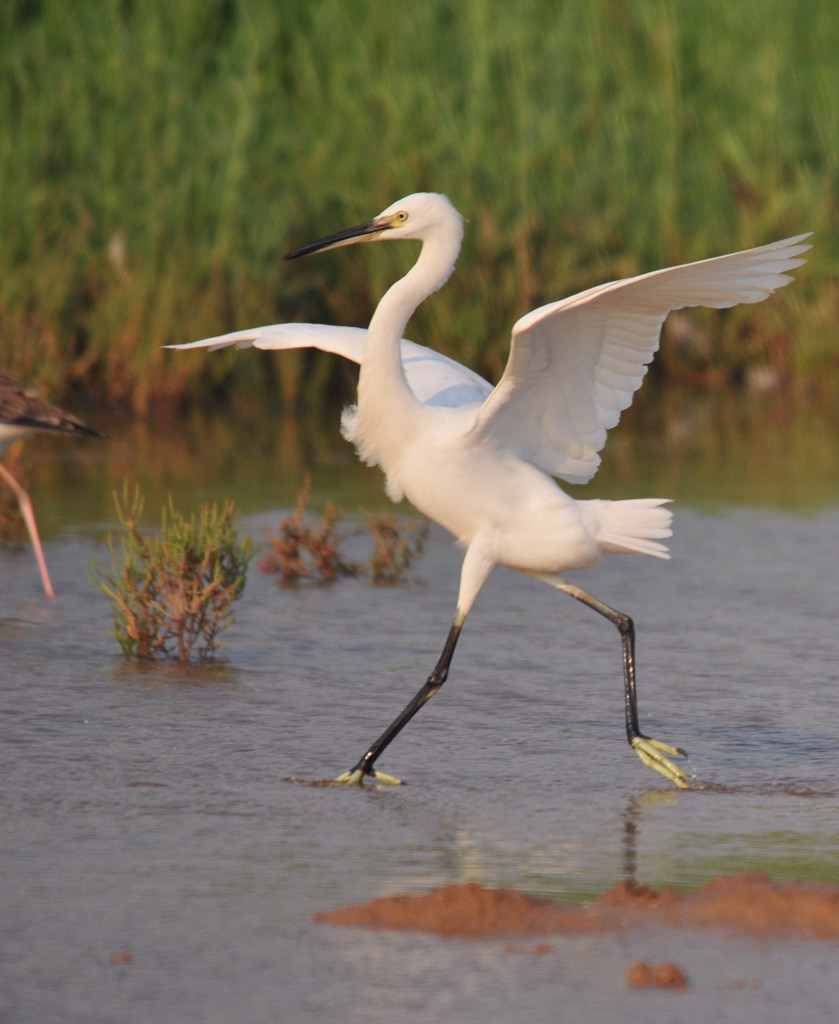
left=425, top=672, right=447, bottom=692
left=616, top=613, right=633, bottom=635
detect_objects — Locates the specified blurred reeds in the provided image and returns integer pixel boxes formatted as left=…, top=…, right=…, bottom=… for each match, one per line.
left=1, top=0, right=836, bottom=413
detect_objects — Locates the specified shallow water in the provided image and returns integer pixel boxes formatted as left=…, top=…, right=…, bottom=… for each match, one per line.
left=2, top=403, right=839, bottom=1022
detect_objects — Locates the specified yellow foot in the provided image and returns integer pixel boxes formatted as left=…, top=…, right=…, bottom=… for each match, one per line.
left=284, top=767, right=403, bottom=788
left=328, top=767, right=403, bottom=787
left=631, top=736, right=691, bottom=789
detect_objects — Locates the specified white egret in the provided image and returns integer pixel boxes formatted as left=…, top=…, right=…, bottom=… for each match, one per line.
left=173, top=193, right=809, bottom=788
left=0, top=372, right=104, bottom=601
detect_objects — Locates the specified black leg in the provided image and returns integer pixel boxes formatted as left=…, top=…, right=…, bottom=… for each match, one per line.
left=554, top=581, right=690, bottom=787
left=328, top=619, right=464, bottom=786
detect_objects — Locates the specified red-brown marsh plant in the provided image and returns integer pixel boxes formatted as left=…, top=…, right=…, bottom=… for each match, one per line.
left=260, top=474, right=427, bottom=586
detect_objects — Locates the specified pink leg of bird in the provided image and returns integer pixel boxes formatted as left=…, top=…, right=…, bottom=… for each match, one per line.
left=0, top=461, right=55, bottom=601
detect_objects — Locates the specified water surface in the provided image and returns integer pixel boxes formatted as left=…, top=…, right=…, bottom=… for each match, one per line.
left=2, top=399, right=838, bottom=1022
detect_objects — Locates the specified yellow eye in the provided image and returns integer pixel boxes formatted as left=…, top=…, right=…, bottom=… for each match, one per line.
left=395, top=211, right=408, bottom=223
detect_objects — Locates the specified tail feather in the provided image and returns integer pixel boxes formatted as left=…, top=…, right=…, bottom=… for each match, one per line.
left=581, top=498, right=673, bottom=560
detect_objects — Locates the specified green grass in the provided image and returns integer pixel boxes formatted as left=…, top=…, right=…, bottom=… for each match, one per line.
left=1, top=0, right=837, bottom=410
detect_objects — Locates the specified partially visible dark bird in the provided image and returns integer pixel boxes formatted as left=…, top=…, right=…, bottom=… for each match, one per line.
left=0, top=372, right=104, bottom=600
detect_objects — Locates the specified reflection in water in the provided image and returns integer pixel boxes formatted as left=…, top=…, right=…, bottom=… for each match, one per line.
left=14, top=383, right=839, bottom=537
left=572, top=383, right=839, bottom=509
left=621, top=792, right=682, bottom=888
left=110, top=657, right=242, bottom=690
left=622, top=796, right=640, bottom=886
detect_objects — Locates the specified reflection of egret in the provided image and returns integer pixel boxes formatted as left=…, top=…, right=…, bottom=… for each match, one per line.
left=174, top=193, right=809, bottom=788
left=0, top=372, right=104, bottom=601
left=621, top=791, right=682, bottom=887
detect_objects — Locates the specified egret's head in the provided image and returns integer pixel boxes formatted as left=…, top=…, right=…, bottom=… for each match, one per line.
left=284, top=192, right=463, bottom=260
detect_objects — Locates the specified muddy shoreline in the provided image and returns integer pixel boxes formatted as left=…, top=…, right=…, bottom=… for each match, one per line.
left=316, top=873, right=839, bottom=942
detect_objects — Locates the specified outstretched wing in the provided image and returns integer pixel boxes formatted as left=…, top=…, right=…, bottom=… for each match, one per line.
left=474, top=234, right=811, bottom=483
left=170, top=323, right=491, bottom=409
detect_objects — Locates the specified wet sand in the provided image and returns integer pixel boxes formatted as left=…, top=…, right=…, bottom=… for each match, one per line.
left=316, top=873, right=839, bottom=941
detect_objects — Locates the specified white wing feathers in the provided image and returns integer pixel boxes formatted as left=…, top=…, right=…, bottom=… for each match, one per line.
left=172, top=322, right=369, bottom=358
left=474, top=233, right=811, bottom=483
left=173, top=233, right=810, bottom=486
left=170, top=322, right=492, bottom=408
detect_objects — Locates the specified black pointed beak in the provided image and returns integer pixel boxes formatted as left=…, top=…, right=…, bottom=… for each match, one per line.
left=283, top=217, right=391, bottom=260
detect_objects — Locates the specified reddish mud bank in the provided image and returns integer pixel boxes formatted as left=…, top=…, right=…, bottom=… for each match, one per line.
left=626, top=961, right=690, bottom=990
left=315, top=873, right=839, bottom=941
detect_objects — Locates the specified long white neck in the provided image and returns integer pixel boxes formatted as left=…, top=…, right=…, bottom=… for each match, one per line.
left=350, top=217, right=462, bottom=476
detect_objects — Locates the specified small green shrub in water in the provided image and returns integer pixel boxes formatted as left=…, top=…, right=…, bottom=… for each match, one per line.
left=92, top=486, right=253, bottom=661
